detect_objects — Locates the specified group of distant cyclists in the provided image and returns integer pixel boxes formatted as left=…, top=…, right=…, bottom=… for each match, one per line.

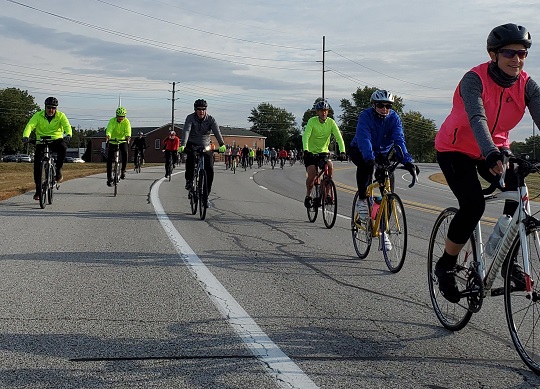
left=20, top=23, right=540, bottom=306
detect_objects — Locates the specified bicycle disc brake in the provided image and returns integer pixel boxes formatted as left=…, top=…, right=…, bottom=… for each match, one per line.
left=465, top=267, right=484, bottom=313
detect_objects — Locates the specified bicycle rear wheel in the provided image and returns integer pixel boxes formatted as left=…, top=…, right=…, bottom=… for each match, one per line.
left=39, top=160, right=47, bottom=209
left=307, top=184, right=318, bottom=223
left=504, top=228, right=540, bottom=375
left=198, top=170, right=208, bottom=220
left=428, top=207, right=474, bottom=331
left=381, top=193, right=407, bottom=273
left=351, top=191, right=372, bottom=259
left=322, top=179, right=337, bottom=229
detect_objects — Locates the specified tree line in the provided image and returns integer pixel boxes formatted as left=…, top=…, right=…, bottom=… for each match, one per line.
left=4, top=86, right=535, bottom=163
left=0, top=88, right=98, bottom=158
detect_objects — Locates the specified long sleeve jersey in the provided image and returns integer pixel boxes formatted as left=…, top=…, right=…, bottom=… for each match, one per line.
left=23, top=110, right=72, bottom=140
left=302, top=116, right=346, bottom=154
left=106, top=117, right=131, bottom=144
left=350, top=108, right=412, bottom=163
left=181, top=112, right=224, bottom=147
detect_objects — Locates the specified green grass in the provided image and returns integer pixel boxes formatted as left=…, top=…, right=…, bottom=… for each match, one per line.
left=430, top=172, right=540, bottom=201
left=0, top=162, right=160, bottom=201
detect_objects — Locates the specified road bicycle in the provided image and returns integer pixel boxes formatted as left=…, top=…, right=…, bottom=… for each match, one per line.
left=133, top=150, right=142, bottom=174
left=427, top=152, right=540, bottom=375
left=31, top=136, right=59, bottom=209
left=186, top=146, right=219, bottom=220
left=231, top=155, right=237, bottom=174
left=351, top=145, right=417, bottom=273
left=306, top=153, right=338, bottom=229
left=108, top=138, right=125, bottom=197
left=165, top=151, right=176, bottom=181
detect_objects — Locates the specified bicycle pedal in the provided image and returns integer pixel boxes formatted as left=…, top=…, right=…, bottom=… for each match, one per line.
left=490, top=287, right=505, bottom=297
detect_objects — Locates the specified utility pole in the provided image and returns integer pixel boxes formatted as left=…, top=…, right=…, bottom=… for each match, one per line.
left=169, top=82, right=179, bottom=132
left=322, top=36, right=326, bottom=100
left=316, top=36, right=329, bottom=101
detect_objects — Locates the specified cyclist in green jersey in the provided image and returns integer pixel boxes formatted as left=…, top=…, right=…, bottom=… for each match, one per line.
left=302, top=99, right=346, bottom=207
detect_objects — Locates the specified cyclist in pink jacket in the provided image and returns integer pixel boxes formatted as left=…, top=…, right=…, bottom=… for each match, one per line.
left=434, top=23, right=540, bottom=303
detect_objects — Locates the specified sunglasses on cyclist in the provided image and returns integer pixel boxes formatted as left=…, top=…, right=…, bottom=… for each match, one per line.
left=498, top=49, right=528, bottom=59
left=375, top=103, right=393, bottom=109
left=195, top=107, right=206, bottom=111
left=45, top=106, right=57, bottom=110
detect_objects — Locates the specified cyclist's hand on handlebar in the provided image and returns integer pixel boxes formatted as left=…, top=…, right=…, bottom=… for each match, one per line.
left=404, top=162, right=419, bottom=176
left=339, top=152, right=346, bottom=161
left=218, top=144, right=226, bottom=153
left=22, top=137, right=29, bottom=144
left=486, top=150, right=504, bottom=175
left=178, top=146, right=185, bottom=153
left=375, top=153, right=386, bottom=166
left=64, top=135, right=71, bottom=143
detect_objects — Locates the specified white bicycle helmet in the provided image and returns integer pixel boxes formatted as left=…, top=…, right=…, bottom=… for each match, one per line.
left=370, top=90, right=395, bottom=104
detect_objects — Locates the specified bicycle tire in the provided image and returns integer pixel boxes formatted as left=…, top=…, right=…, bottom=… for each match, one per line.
left=351, top=191, right=372, bottom=259
left=428, top=207, right=474, bottom=331
left=199, top=170, right=208, bottom=220
left=504, top=228, right=540, bottom=375
left=307, top=183, right=318, bottom=223
left=47, top=163, right=55, bottom=205
left=168, top=160, right=172, bottom=182
left=381, top=193, right=407, bottom=273
left=322, top=179, right=337, bottom=229
left=39, top=160, right=47, bottom=209
left=113, top=160, right=119, bottom=197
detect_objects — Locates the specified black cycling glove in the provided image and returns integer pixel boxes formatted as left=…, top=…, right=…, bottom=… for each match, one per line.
left=404, top=162, right=420, bottom=176
left=485, top=151, right=503, bottom=170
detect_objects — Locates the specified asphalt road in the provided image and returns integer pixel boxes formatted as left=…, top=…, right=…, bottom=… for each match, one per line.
left=1, top=161, right=540, bottom=388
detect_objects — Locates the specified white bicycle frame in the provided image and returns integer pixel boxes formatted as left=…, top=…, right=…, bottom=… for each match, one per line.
left=466, top=159, right=538, bottom=296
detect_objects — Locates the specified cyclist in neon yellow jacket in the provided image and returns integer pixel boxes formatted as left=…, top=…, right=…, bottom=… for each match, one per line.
left=22, top=96, right=72, bottom=200
left=105, top=107, right=131, bottom=186
left=302, top=99, right=346, bottom=208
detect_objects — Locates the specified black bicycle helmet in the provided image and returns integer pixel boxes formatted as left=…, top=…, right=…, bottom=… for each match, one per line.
left=314, top=100, right=331, bottom=110
left=44, top=96, right=58, bottom=107
left=194, top=99, right=208, bottom=109
left=487, top=23, right=532, bottom=52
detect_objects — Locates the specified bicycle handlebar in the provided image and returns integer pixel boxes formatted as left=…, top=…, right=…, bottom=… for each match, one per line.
left=374, top=144, right=418, bottom=188
left=482, top=152, right=540, bottom=195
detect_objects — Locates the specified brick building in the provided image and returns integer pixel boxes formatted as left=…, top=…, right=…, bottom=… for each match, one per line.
left=87, top=124, right=266, bottom=163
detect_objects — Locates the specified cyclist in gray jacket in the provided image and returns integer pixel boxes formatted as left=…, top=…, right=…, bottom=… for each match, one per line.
left=179, top=99, right=226, bottom=196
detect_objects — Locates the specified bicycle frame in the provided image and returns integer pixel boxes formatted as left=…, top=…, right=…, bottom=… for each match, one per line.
left=364, top=173, right=394, bottom=237
left=467, top=182, right=536, bottom=295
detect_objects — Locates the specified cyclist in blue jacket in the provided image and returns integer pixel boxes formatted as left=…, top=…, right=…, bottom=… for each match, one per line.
left=348, top=90, right=418, bottom=220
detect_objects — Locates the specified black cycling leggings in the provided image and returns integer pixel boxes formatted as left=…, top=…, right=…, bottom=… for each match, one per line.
left=437, top=151, right=518, bottom=245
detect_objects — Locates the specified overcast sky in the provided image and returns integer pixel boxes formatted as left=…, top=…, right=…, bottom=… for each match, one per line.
left=2, top=0, right=540, bottom=142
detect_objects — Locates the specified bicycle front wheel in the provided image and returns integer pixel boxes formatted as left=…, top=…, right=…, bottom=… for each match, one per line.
left=351, top=191, right=372, bottom=259
left=113, top=161, right=119, bottom=197
left=198, top=170, right=208, bottom=220
left=428, top=207, right=474, bottom=331
left=47, top=164, right=55, bottom=205
left=39, top=160, right=47, bottom=209
left=504, top=228, right=540, bottom=375
left=381, top=193, right=407, bottom=273
left=322, top=179, right=337, bottom=229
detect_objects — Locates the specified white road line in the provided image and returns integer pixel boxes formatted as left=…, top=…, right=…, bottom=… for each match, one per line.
left=151, top=177, right=319, bottom=389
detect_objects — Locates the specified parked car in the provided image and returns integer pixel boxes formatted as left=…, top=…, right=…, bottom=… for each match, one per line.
left=65, top=157, right=85, bottom=163
left=2, top=155, right=18, bottom=162
left=17, top=154, right=33, bottom=162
